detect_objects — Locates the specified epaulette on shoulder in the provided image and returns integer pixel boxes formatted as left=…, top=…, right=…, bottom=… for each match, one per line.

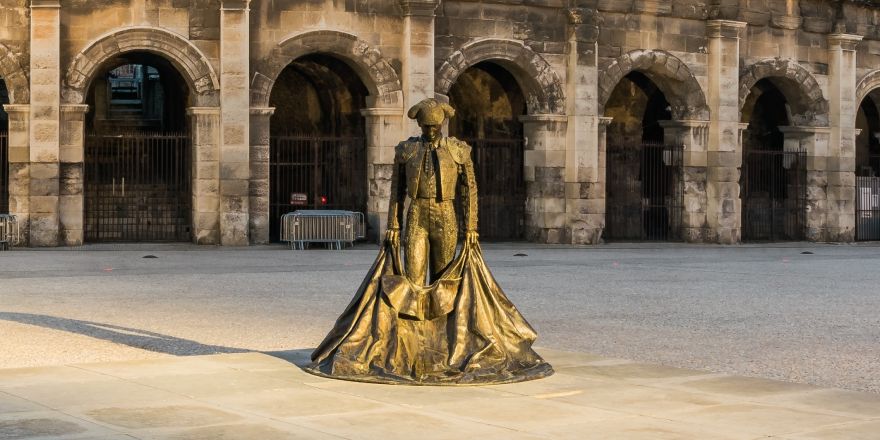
left=446, top=137, right=472, bottom=164
left=396, top=138, right=420, bottom=161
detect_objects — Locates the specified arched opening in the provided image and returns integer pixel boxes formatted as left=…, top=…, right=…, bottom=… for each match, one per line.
left=603, top=72, right=683, bottom=241
left=0, top=78, right=8, bottom=214
left=83, top=51, right=192, bottom=242
left=740, top=78, right=807, bottom=241
left=268, top=53, right=369, bottom=242
left=448, top=61, right=526, bottom=241
left=855, top=92, right=880, bottom=240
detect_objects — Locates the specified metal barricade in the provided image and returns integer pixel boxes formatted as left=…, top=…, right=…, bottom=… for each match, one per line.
left=0, top=214, right=20, bottom=250
left=280, top=210, right=366, bottom=250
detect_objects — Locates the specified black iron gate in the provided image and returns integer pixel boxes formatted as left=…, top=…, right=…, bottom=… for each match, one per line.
left=741, top=149, right=806, bottom=241
left=464, top=138, right=525, bottom=241
left=856, top=175, right=880, bottom=241
left=269, top=134, right=367, bottom=242
left=0, top=131, right=8, bottom=214
left=85, top=132, right=191, bottom=242
left=606, top=143, right=684, bottom=241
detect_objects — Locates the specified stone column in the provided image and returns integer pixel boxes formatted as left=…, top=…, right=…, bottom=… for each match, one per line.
left=248, top=107, right=273, bottom=245
left=826, top=33, right=862, bottom=242
left=522, top=114, right=568, bottom=243
left=59, top=104, right=88, bottom=245
left=3, top=104, right=29, bottom=245
left=565, top=7, right=602, bottom=244
left=779, top=126, right=832, bottom=241
left=399, top=0, right=438, bottom=131
left=706, top=20, right=747, bottom=244
left=188, top=107, right=221, bottom=245
left=660, top=120, right=710, bottom=242
left=219, top=0, right=251, bottom=246
left=362, top=107, right=405, bottom=242
left=28, top=0, right=61, bottom=246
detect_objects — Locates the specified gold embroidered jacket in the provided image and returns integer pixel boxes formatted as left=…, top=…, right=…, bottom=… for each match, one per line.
left=387, top=136, right=478, bottom=232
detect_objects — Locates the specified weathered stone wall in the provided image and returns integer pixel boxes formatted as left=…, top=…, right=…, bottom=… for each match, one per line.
left=3, top=0, right=880, bottom=246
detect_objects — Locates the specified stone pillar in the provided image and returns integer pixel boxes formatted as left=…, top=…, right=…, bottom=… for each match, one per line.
left=399, top=0, right=439, bottom=131
left=706, top=20, right=747, bottom=244
left=660, top=120, right=710, bottom=242
left=248, top=107, right=273, bottom=245
left=565, top=7, right=602, bottom=245
left=362, top=107, right=405, bottom=242
left=522, top=114, right=568, bottom=243
left=219, top=0, right=251, bottom=246
left=59, top=104, right=88, bottom=246
left=188, top=107, right=221, bottom=245
left=4, top=104, right=29, bottom=245
left=779, top=126, right=832, bottom=241
left=28, top=0, right=61, bottom=246
left=826, top=34, right=862, bottom=242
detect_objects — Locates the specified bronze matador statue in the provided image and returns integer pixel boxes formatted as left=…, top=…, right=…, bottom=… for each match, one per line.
left=306, top=98, right=553, bottom=385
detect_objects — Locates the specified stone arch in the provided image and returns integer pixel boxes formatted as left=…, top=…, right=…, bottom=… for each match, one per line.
left=63, top=27, right=220, bottom=106
left=0, top=42, right=29, bottom=104
left=739, top=58, right=829, bottom=127
left=435, top=38, right=565, bottom=115
left=856, top=69, right=880, bottom=107
left=252, top=30, right=403, bottom=109
left=598, top=49, right=709, bottom=120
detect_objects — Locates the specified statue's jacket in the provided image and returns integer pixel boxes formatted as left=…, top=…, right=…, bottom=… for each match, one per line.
left=387, top=136, right=478, bottom=232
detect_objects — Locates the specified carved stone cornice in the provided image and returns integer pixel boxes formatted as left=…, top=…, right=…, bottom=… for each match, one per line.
left=399, top=0, right=439, bottom=17
left=828, top=33, right=863, bottom=52
left=221, top=0, right=250, bottom=11
left=706, top=20, right=747, bottom=39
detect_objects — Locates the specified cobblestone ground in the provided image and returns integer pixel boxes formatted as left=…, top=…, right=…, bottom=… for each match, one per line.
left=1, top=242, right=878, bottom=393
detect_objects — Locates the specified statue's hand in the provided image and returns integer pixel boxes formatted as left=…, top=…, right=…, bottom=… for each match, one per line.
left=385, top=228, right=400, bottom=247
left=466, top=230, right=479, bottom=245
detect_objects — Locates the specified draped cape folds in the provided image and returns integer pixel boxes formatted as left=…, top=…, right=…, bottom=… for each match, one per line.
left=305, top=240, right=553, bottom=385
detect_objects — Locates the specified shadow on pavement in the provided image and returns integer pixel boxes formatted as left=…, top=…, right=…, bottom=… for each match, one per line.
left=0, top=312, right=250, bottom=356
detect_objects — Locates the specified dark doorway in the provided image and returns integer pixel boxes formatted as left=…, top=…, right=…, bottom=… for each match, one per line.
left=84, top=52, right=192, bottom=242
left=448, top=62, right=526, bottom=241
left=1, top=78, right=9, bottom=214
left=740, top=79, right=806, bottom=241
left=604, top=72, right=683, bottom=241
left=855, top=94, right=880, bottom=240
left=269, top=54, right=368, bottom=242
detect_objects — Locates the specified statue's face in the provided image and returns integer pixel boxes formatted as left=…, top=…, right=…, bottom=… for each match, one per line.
left=421, top=124, right=441, bottom=142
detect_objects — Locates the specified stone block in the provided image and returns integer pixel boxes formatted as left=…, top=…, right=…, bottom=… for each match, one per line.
left=221, top=213, right=249, bottom=246
left=220, top=162, right=249, bottom=180
left=220, top=179, right=248, bottom=197
left=28, top=212, right=59, bottom=247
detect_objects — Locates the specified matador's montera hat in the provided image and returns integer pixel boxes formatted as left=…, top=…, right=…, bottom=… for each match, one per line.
left=408, top=98, right=455, bottom=126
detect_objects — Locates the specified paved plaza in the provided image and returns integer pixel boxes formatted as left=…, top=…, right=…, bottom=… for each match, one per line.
left=1, top=243, right=879, bottom=438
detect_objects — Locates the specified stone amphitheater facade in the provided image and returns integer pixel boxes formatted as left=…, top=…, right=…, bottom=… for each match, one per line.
left=1, top=0, right=879, bottom=246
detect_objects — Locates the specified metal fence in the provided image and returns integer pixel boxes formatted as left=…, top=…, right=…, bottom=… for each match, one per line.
left=1, top=131, right=8, bottom=214
left=270, top=134, right=367, bottom=242
left=741, top=149, right=807, bottom=241
left=856, top=176, right=880, bottom=241
left=605, top=143, right=684, bottom=241
left=84, top=132, right=192, bottom=242
left=0, top=214, right=19, bottom=250
left=462, top=137, right=526, bottom=241
left=280, top=210, right=366, bottom=250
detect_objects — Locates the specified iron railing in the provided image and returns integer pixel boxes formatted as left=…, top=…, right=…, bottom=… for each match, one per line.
left=0, top=214, right=18, bottom=250
left=605, top=143, right=684, bottom=241
left=741, top=149, right=807, bottom=241
left=280, top=210, right=366, bottom=250
left=270, top=134, right=367, bottom=242
left=1, top=131, right=8, bottom=214
left=462, top=137, right=526, bottom=241
left=84, top=131, right=191, bottom=242
left=856, top=176, right=880, bottom=241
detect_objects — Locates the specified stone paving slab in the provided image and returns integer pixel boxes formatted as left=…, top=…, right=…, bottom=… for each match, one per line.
left=0, top=348, right=878, bottom=440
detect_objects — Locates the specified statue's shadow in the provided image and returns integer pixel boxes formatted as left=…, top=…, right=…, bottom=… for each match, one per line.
left=0, top=312, right=314, bottom=368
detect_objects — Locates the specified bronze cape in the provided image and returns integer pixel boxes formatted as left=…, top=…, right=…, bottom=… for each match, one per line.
left=305, top=240, right=553, bottom=385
